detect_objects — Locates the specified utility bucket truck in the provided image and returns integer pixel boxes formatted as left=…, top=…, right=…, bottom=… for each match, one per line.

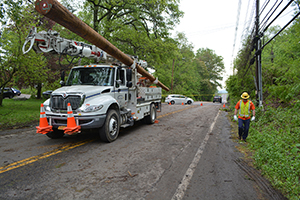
left=23, top=0, right=169, bottom=142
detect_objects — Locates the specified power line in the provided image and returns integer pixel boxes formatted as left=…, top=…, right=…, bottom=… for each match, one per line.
left=183, top=24, right=235, bottom=37
left=241, top=0, right=252, bottom=36
left=260, top=0, right=295, bottom=33
left=259, top=0, right=283, bottom=32
left=262, top=10, right=300, bottom=49
left=241, top=0, right=256, bottom=42
left=232, top=0, right=242, bottom=60
left=259, top=0, right=271, bottom=16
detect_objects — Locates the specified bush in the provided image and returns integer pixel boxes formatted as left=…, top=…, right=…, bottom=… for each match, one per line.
left=249, top=106, right=300, bottom=199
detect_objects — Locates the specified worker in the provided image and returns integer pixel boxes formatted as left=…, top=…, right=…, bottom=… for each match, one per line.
left=233, top=92, right=255, bottom=142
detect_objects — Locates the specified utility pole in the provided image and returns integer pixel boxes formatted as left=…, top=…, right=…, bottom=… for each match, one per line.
left=255, top=0, right=263, bottom=108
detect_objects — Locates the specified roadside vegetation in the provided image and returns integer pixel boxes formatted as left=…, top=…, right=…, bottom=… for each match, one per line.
left=0, top=98, right=44, bottom=130
left=250, top=106, right=300, bottom=200
left=226, top=8, right=300, bottom=200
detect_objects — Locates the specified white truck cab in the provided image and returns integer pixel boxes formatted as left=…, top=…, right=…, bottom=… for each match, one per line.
left=43, top=64, right=161, bottom=142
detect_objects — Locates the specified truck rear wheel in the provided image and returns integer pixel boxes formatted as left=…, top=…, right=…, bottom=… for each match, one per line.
left=46, top=128, right=64, bottom=139
left=145, top=104, right=156, bottom=124
left=99, top=109, right=120, bottom=142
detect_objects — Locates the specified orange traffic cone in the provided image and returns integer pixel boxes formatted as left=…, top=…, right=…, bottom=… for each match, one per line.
left=181, top=102, right=184, bottom=105
left=200, top=103, right=203, bottom=106
left=223, top=104, right=226, bottom=108
left=36, top=104, right=53, bottom=134
left=169, top=102, right=171, bottom=105
left=63, top=103, right=81, bottom=135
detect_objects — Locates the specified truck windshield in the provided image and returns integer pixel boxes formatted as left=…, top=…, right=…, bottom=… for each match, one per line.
left=66, top=67, right=115, bottom=86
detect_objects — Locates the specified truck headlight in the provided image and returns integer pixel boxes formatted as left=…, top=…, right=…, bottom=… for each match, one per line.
left=44, top=105, right=51, bottom=111
left=79, top=104, right=103, bottom=112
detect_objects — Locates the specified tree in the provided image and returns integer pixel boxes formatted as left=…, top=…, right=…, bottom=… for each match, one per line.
left=80, top=0, right=183, bottom=39
left=0, top=1, right=51, bottom=104
left=195, top=48, right=225, bottom=100
left=0, top=1, right=31, bottom=105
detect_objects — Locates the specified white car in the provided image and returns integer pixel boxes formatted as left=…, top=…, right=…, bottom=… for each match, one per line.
left=165, top=94, right=194, bottom=105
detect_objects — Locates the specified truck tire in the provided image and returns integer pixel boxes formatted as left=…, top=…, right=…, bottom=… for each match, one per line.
left=46, top=128, right=64, bottom=139
left=99, top=109, right=120, bottom=142
left=145, top=104, right=156, bottom=124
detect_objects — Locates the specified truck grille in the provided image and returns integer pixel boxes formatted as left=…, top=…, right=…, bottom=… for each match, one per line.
left=50, top=95, right=83, bottom=110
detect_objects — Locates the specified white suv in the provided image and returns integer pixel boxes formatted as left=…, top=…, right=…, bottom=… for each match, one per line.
left=165, top=94, right=194, bottom=105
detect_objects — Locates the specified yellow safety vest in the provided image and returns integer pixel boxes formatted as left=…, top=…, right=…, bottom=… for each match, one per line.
left=239, top=100, right=250, bottom=118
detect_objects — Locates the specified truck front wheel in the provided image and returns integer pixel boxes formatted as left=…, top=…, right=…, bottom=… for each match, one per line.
left=99, top=109, right=120, bottom=142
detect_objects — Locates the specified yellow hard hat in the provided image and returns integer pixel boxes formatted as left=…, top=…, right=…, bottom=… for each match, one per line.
left=241, top=92, right=250, bottom=99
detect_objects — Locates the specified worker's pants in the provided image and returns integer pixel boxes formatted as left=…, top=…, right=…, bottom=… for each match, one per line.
left=238, top=118, right=250, bottom=140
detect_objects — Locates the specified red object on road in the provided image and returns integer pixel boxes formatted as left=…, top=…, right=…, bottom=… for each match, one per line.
left=63, top=103, right=81, bottom=135
left=36, top=104, right=53, bottom=134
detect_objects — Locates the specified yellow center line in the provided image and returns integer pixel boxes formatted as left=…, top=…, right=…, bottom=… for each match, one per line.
left=0, top=139, right=94, bottom=174
left=0, top=104, right=200, bottom=174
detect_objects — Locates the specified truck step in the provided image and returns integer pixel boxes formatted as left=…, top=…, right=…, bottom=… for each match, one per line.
left=121, top=124, right=132, bottom=128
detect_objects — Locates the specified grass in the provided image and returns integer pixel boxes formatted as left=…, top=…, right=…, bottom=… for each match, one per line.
left=0, top=98, right=44, bottom=130
left=228, top=101, right=300, bottom=200
left=249, top=106, right=300, bottom=200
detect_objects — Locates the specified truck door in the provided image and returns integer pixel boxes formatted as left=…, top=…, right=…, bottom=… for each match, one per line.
left=115, top=68, right=128, bottom=108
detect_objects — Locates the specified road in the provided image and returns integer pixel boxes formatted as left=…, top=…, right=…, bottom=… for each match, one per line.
left=0, top=102, right=285, bottom=200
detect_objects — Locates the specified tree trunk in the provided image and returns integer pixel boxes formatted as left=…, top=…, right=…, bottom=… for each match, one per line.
left=0, top=93, right=3, bottom=106
left=36, top=83, right=42, bottom=99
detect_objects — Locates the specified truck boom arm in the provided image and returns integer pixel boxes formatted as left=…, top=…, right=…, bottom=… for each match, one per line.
left=32, top=0, right=169, bottom=91
left=23, top=27, right=107, bottom=61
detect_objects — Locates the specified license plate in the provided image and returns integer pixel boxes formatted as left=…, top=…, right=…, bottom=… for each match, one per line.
left=58, top=126, right=66, bottom=130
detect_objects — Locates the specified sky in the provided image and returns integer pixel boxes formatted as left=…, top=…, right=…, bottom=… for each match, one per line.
left=172, top=0, right=297, bottom=90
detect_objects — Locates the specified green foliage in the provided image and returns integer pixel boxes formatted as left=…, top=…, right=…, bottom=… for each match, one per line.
left=81, top=0, right=183, bottom=38
left=0, top=4, right=50, bottom=104
left=248, top=106, right=300, bottom=200
left=194, top=48, right=225, bottom=100
left=0, top=98, right=44, bottom=130
left=0, top=0, right=24, bottom=25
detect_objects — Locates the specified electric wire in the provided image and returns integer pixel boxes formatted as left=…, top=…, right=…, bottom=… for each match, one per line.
left=262, top=10, right=300, bottom=49
left=242, top=0, right=299, bottom=80
left=231, top=0, right=242, bottom=61
left=237, top=0, right=256, bottom=59
left=260, top=0, right=295, bottom=33
left=259, top=0, right=279, bottom=26
left=259, top=0, right=271, bottom=16
left=259, top=0, right=283, bottom=32
left=241, top=0, right=256, bottom=42
left=241, top=0, right=252, bottom=37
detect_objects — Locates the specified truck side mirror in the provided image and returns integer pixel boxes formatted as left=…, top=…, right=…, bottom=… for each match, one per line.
left=126, top=68, right=132, bottom=82
left=60, top=80, right=65, bottom=87
left=60, top=71, right=65, bottom=86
